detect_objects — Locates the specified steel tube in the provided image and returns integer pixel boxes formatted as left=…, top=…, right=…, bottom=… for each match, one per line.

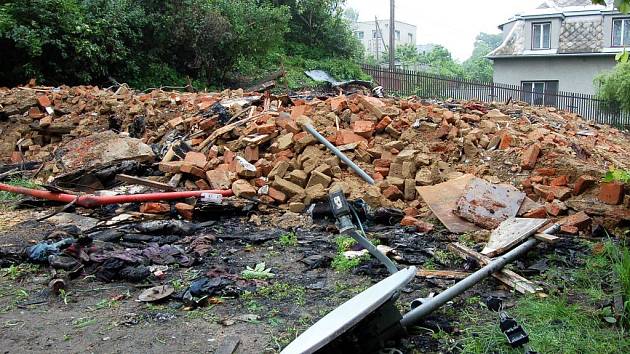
left=349, top=229, right=398, bottom=274
left=400, top=224, right=560, bottom=328
left=0, top=182, right=233, bottom=208
left=302, top=124, right=375, bottom=185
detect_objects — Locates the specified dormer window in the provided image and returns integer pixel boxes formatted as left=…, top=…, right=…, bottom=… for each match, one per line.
left=532, top=22, right=551, bottom=50
left=612, top=18, right=630, bottom=47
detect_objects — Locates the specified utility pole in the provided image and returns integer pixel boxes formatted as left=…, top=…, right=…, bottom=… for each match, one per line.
left=389, top=0, right=395, bottom=70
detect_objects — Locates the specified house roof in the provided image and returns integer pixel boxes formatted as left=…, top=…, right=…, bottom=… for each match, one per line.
left=489, top=0, right=619, bottom=58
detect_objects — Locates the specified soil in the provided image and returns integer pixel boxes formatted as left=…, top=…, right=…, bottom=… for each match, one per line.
left=0, top=207, right=586, bottom=354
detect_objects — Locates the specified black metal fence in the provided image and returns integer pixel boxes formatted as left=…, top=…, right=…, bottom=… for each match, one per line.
left=361, top=64, right=630, bottom=128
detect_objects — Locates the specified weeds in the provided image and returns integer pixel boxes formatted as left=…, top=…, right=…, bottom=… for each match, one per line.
left=0, top=179, right=39, bottom=204
left=603, top=169, right=630, bottom=183
left=331, top=254, right=368, bottom=271
left=1, top=264, right=39, bottom=280
left=334, top=235, right=357, bottom=253
left=278, top=232, right=298, bottom=247
left=241, top=262, right=275, bottom=280
left=606, top=241, right=630, bottom=326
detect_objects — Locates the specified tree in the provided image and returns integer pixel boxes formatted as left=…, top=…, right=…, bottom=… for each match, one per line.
left=596, top=62, right=630, bottom=112
left=417, top=46, right=465, bottom=77
left=343, top=7, right=359, bottom=23
left=463, top=32, right=503, bottom=82
left=592, top=0, right=630, bottom=13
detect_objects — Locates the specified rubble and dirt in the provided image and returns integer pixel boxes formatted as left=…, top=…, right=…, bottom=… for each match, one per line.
left=1, top=82, right=629, bottom=353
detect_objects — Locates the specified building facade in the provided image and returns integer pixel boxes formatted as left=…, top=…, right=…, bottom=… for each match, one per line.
left=353, top=20, right=417, bottom=59
left=489, top=0, right=625, bottom=97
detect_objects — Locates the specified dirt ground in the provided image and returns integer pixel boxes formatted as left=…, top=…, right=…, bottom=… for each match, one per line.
left=0, top=206, right=626, bottom=354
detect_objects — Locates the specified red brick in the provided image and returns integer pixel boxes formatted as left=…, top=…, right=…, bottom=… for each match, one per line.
left=293, top=131, right=307, bottom=142
left=520, top=144, right=541, bottom=170
left=290, top=105, right=309, bottom=120
left=37, top=95, right=52, bottom=107
left=195, top=179, right=210, bottom=190
left=140, top=203, right=170, bottom=214
left=374, top=159, right=392, bottom=168
left=199, top=118, right=218, bottom=131
left=351, top=120, right=375, bottom=138
left=159, top=161, right=184, bottom=174
left=329, top=95, right=348, bottom=112
left=223, top=150, right=236, bottom=164
left=254, top=178, right=267, bottom=188
left=573, top=175, right=597, bottom=195
left=550, top=175, right=568, bottom=187
left=205, top=170, right=233, bottom=190
left=403, top=207, right=418, bottom=217
left=559, top=211, right=591, bottom=231
left=560, top=225, right=579, bottom=235
left=401, top=216, right=419, bottom=226
left=375, top=116, right=393, bottom=132
left=545, top=202, right=563, bottom=217
left=184, top=151, right=207, bottom=168
left=268, top=187, right=287, bottom=203
left=256, top=123, right=276, bottom=135
left=10, top=151, right=24, bottom=163
left=375, top=166, right=390, bottom=177
left=373, top=172, right=384, bottom=182
left=534, top=184, right=572, bottom=201
left=335, top=130, right=368, bottom=146
left=349, top=102, right=361, bottom=113
left=499, top=133, right=512, bottom=150
left=180, top=163, right=206, bottom=178
left=382, top=186, right=403, bottom=201
left=534, top=167, right=556, bottom=176
left=598, top=182, right=624, bottom=205
left=28, top=107, right=44, bottom=119
left=521, top=178, right=532, bottom=188
left=530, top=175, right=544, bottom=183
left=175, top=203, right=194, bottom=220
left=435, top=121, right=450, bottom=139
left=414, top=220, right=434, bottom=233
left=244, top=145, right=259, bottom=162
left=523, top=206, right=547, bottom=218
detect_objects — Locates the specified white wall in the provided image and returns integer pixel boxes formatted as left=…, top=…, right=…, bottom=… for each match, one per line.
left=353, top=20, right=417, bottom=57
left=492, top=56, right=617, bottom=94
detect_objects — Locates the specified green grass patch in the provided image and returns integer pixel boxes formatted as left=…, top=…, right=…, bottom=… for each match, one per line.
left=278, top=232, right=298, bottom=247
left=459, top=296, right=629, bottom=354
left=0, top=178, right=39, bottom=210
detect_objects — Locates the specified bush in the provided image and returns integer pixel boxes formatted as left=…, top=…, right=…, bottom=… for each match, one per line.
left=596, top=62, right=630, bottom=113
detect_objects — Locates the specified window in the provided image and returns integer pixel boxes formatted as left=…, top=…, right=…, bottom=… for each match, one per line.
left=356, top=31, right=364, bottom=40
left=395, top=30, right=401, bottom=40
left=408, top=33, right=413, bottom=43
left=372, top=30, right=380, bottom=39
left=522, top=81, right=559, bottom=106
left=532, top=22, right=551, bottom=49
left=612, top=18, right=630, bottom=47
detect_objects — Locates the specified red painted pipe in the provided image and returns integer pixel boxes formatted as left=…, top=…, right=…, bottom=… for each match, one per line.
left=0, top=183, right=233, bottom=208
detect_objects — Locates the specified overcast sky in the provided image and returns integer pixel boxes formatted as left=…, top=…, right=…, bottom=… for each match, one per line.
left=345, top=0, right=543, bottom=61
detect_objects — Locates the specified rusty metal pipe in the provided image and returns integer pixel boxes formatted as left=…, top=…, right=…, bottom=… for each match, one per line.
left=0, top=183, right=232, bottom=208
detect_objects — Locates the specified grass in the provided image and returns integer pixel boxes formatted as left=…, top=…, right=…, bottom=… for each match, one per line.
left=0, top=178, right=39, bottom=203
left=278, top=232, right=298, bottom=247
left=1, top=264, right=40, bottom=280
left=331, top=253, right=368, bottom=272
left=445, top=240, right=630, bottom=354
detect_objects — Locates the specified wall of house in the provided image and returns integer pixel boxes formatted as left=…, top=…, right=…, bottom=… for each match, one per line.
left=492, top=56, right=616, bottom=94
left=523, top=17, right=563, bottom=50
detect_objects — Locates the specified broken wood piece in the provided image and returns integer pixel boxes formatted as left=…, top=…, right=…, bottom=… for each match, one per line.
left=533, top=233, right=560, bottom=244
left=416, top=269, right=471, bottom=280
left=448, top=242, right=541, bottom=294
left=482, top=218, right=549, bottom=257
left=214, top=336, right=241, bottom=354
left=116, top=174, right=176, bottom=191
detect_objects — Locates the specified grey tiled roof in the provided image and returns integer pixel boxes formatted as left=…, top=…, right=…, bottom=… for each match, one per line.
left=558, top=18, right=604, bottom=53
left=538, top=0, right=602, bottom=8
left=491, top=22, right=526, bottom=56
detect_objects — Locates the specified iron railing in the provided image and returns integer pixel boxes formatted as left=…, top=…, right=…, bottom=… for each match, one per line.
left=361, top=64, right=630, bottom=128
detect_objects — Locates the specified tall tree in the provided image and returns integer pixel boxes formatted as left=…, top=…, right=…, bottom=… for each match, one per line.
left=463, top=32, right=503, bottom=82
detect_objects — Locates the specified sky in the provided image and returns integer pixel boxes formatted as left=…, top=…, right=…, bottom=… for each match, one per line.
left=345, top=0, right=543, bottom=61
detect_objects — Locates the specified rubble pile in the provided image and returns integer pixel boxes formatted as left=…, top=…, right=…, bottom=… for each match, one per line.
left=1, top=84, right=629, bottom=233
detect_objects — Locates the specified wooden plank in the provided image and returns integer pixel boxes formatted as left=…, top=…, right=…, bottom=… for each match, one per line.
left=116, top=174, right=175, bottom=191
left=533, top=233, right=560, bottom=244
left=416, top=269, right=471, bottom=280
left=481, top=218, right=548, bottom=257
left=448, top=242, right=541, bottom=294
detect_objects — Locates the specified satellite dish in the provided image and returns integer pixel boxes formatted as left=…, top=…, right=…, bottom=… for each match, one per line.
left=281, top=267, right=416, bottom=354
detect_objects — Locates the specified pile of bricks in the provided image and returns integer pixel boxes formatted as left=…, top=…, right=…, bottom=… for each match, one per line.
left=1, top=83, right=629, bottom=232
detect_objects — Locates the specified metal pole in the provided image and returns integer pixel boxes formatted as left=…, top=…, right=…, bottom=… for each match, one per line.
left=301, top=123, right=375, bottom=185
left=400, top=224, right=560, bottom=328
left=389, top=0, right=395, bottom=70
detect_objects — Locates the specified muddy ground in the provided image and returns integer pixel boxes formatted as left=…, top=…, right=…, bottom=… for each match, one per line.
left=0, top=206, right=624, bottom=354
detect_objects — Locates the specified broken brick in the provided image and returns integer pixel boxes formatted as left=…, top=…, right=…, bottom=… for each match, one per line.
left=231, top=179, right=257, bottom=198
left=37, top=95, right=52, bottom=107
left=335, top=129, right=368, bottom=146
left=573, top=175, right=597, bottom=195
left=520, top=144, right=541, bottom=170
left=184, top=151, right=207, bottom=168
left=498, top=133, right=512, bottom=150
left=383, top=185, right=403, bottom=201
left=550, top=175, right=568, bottom=187
left=375, top=116, right=393, bottom=132
left=559, top=211, right=591, bottom=231
left=140, top=203, right=170, bottom=214
left=175, top=203, right=194, bottom=220
left=351, top=120, right=375, bottom=138
left=598, top=182, right=624, bottom=205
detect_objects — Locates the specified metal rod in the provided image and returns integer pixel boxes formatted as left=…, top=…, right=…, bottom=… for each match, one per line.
left=349, top=229, right=398, bottom=275
left=301, top=124, right=375, bottom=185
left=400, top=224, right=560, bottom=328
